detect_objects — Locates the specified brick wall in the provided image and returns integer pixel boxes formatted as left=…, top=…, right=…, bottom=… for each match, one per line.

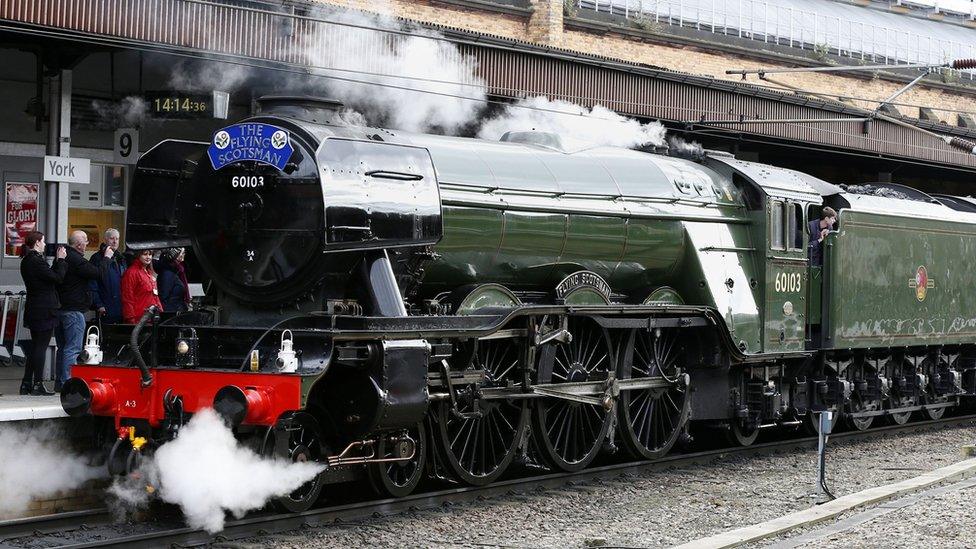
left=13, top=480, right=106, bottom=519
left=312, top=0, right=974, bottom=126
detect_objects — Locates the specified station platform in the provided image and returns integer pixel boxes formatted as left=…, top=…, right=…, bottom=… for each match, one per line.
left=0, top=365, right=65, bottom=422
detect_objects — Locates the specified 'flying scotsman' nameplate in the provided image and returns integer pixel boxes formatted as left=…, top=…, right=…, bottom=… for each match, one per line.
left=207, top=123, right=294, bottom=171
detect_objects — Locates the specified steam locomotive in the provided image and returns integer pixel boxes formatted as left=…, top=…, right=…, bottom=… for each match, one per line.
left=60, top=96, right=976, bottom=511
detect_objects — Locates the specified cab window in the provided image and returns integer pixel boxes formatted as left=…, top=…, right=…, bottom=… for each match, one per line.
left=770, top=200, right=784, bottom=250
left=788, top=202, right=803, bottom=251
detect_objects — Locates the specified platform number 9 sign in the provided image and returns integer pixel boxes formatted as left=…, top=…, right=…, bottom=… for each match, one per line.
left=114, top=128, right=140, bottom=164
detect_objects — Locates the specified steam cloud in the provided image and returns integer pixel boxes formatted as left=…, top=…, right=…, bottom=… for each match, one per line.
left=478, top=96, right=667, bottom=149
left=164, top=3, right=672, bottom=148
left=296, top=6, right=485, bottom=134
left=667, top=135, right=705, bottom=157
left=110, top=408, right=324, bottom=533
left=91, top=96, right=149, bottom=127
left=0, top=423, right=104, bottom=518
left=169, top=60, right=252, bottom=94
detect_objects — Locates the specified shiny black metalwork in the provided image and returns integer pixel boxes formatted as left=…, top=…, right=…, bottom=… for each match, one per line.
left=532, top=317, right=612, bottom=472
left=617, top=328, right=689, bottom=460
left=434, top=337, right=528, bottom=485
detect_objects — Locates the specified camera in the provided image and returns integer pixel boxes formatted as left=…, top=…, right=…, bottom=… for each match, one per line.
left=43, top=242, right=64, bottom=257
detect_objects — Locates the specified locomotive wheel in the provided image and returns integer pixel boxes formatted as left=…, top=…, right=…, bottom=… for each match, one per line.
left=434, top=338, right=529, bottom=485
left=532, top=317, right=613, bottom=472
left=261, top=412, right=325, bottom=513
left=368, top=423, right=427, bottom=498
left=617, top=328, right=690, bottom=460
left=725, top=418, right=760, bottom=447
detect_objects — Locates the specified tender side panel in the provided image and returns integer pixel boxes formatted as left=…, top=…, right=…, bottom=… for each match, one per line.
left=825, top=210, right=976, bottom=348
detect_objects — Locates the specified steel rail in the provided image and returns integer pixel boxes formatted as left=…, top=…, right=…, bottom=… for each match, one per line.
left=3, top=414, right=972, bottom=548
left=0, top=508, right=109, bottom=540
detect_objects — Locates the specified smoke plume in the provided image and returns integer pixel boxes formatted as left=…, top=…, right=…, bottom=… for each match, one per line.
left=667, top=136, right=705, bottom=158
left=0, top=423, right=104, bottom=518
left=109, top=408, right=324, bottom=533
left=91, top=96, right=149, bottom=127
left=478, top=96, right=667, bottom=149
left=169, top=60, right=252, bottom=94
left=296, top=6, right=485, bottom=134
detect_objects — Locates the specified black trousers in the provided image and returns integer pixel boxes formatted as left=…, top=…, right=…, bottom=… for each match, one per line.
left=20, top=328, right=53, bottom=388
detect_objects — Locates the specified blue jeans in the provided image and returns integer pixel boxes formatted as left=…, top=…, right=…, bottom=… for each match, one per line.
left=55, top=310, right=85, bottom=387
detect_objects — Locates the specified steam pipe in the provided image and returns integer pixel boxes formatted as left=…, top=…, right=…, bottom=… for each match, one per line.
left=362, top=249, right=407, bottom=317
left=130, top=305, right=157, bottom=387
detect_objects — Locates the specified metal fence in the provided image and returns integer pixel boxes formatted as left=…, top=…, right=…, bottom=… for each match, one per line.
left=577, top=0, right=976, bottom=79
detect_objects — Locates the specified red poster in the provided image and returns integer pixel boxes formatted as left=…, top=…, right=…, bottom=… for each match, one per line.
left=5, top=183, right=38, bottom=257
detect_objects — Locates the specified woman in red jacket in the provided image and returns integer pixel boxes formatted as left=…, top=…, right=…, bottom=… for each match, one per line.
left=121, top=250, right=163, bottom=323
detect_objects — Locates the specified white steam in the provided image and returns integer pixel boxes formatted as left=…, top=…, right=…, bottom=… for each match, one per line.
left=110, top=408, right=324, bottom=533
left=296, top=7, right=485, bottom=134
left=160, top=4, right=674, bottom=148
left=169, top=60, right=251, bottom=93
left=0, top=423, right=103, bottom=518
left=92, top=96, right=149, bottom=127
left=478, top=96, right=667, bottom=149
left=667, top=135, right=705, bottom=157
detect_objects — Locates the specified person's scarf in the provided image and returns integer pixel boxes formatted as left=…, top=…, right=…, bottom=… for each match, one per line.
left=176, top=261, right=191, bottom=305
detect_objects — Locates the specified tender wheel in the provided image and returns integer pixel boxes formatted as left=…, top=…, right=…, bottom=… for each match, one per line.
left=725, top=418, right=759, bottom=447
left=884, top=358, right=916, bottom=425
left=888, top=410, right=911, bottom=425
left=532, top=317, right=613, bottom=472
left=924, top=405, right=946, bottom=421
left=368, top=423, right=427, bottom=498
left=261, top=412, right=325, bottom=513
left=922, top=357, right=950, bottom=421
left=804, top=409, right=841, bottom=435
left=846, top=394, right=875, bottom=432
left=617, top=328, right=690, bottom=460
left=434, top=338, right=529, bottom=485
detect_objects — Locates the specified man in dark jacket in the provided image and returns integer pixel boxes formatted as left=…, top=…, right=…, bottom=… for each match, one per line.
left=89, top=228, right=125, bottom=323
left=807, top=206, right=837, bottom=267
left=55, top=230, right=103, bottom=391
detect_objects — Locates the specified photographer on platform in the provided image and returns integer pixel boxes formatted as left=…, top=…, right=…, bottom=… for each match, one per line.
left=19, top=231, right=66, bottom=395
left=55, top=230, right=102, bottom=392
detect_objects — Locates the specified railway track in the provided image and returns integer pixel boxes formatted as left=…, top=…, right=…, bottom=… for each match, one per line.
left=2, top=413, right=974, bottom=548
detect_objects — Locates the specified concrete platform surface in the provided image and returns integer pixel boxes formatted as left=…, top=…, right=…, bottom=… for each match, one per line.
left=0, top=394, right=65, bottom=422
left=0, top=364, right=64, bottom=422
left=674, top=457, right=976, bottom=549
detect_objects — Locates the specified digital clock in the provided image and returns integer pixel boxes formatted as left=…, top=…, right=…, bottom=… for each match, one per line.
left=144, top=91, right=217, bottom=119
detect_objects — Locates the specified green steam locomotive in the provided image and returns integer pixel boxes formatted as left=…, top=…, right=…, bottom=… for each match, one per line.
left=61, top=97, right=976, bottom=511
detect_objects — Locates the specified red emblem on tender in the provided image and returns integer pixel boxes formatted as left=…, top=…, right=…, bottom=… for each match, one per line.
left=908, top=265, right=935, bottom=302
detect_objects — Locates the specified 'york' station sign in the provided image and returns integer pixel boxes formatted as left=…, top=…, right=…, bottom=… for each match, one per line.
left=43, top=156, right=91, bottom=184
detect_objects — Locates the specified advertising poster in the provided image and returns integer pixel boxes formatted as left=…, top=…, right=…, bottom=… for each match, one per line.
left=5, top=183, right=38, bottom=257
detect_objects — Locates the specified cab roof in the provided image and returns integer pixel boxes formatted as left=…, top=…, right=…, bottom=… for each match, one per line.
left=704, top=155, right=826, bottom=202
